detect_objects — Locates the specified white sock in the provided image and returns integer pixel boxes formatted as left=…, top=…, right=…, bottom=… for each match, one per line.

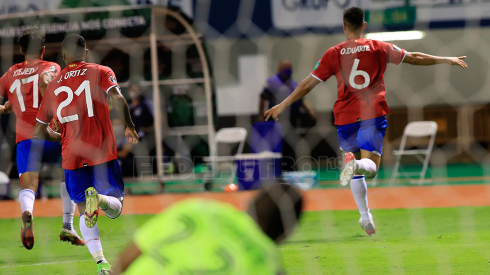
left=98, top=195, right=123, bottom=219
left=350, top=175, right=371, bottom=220
left=60, top=181, right=75, bottom=230
left=19, top=189, right=35, bottom=214
left=79, top=214, right=106, bottom=263
left=355, top=158, right=377, bottom=178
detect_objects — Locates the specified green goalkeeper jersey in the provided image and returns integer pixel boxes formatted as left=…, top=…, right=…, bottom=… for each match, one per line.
left=124, top=199, right=283, bottom=275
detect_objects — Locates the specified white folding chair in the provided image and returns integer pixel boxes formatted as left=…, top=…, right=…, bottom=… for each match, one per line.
left=390, top=121, right=438, bottom=185
left=203, top=127, right=248, bottom=188
left=214, top=127, right=247, bottom=157
left=203, top=127, right=248, bottom=163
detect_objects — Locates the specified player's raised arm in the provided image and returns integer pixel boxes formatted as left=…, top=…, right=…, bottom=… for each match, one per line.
left=264, top=75, right=320, bottom=121
left=403, top=52, right=468, bottom=68
left=108, top=86, right=139, bottom=144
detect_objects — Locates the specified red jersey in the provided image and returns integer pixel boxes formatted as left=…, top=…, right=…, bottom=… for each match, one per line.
left=36, top=62, right=119, bottom=170
left=311, top=38, right=406, bottom=125
left=0, top=60, right=60, bottom=143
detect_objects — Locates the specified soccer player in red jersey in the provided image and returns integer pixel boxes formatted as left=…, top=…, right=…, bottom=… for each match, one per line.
left=35, top=34, right=138, bottom=274
left=0, top=28, right=84, bottom=249
left=265, top=7, right=467, bottom=236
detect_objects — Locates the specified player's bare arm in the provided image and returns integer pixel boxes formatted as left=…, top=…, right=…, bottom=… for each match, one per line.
left=49, top=118, right=60, bottom=133
left=34, top=121, right=62, bottom=143
left=108, top=86, right=139, bottom=144
left=403, top=52, right=468, bottom=68
left=264, top=75, right=320, bottom=121
left=0, top=100, right=12, bottom=114
left=39, top=72, right=53, bottom=97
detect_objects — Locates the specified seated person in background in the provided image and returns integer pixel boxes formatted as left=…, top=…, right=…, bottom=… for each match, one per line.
left=113, top=183, right=303, bottom=275
left=258, top=59, right=317, bottom=127
left=128, top=82, right=154, bottom=140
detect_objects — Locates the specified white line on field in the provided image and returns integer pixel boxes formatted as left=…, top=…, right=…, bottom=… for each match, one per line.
left=0, top=258, right=115, bottom=269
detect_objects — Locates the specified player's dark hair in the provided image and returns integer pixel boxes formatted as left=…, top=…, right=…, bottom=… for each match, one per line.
left=18, top=28, right=45, bottom=56
left=343, top=6, right=365, bottom=30
left=248, top=183, right=303, bottom=243
left=62, top=34, right=86, bottom=57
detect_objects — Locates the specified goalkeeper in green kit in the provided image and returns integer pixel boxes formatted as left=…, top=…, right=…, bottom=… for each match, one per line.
left=113, top=183, right=303, bottom=275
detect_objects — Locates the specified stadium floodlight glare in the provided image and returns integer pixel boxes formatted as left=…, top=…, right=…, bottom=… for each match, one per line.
left=365, top=31, right=426, bottom=41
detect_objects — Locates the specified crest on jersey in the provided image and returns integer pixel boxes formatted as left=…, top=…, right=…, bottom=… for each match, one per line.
left=314, top=61, right=320, bottom=70
left=393, top=45, right=402, bottom=52
left=109, top=75, right=117, bottom=84
left=49, top=65, right=57, bottom=74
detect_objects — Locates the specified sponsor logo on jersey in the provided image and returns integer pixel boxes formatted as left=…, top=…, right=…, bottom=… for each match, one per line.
left=340, top=45, right=370, bottom=55
left=109, top=75, right=117, bottom=84
left=13, top=67, right=38, bottom=77
left=393, top=45, right=402, bottom=52
left=314, top=61, right=320, bottom=70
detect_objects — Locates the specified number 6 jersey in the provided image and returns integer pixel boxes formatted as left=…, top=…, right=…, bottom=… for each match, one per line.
left=36, top=61, right=119, bottom=170
left=0, top=60, right=60, bottom=143
left=310, top=38, right=406, bottom=125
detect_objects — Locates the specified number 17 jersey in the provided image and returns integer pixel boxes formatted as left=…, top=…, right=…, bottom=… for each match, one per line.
left=311, top=38, right=406, bottom=126
left=36, top=62, right=119, bottom=170
left=0, top=60, right=60, bottom=143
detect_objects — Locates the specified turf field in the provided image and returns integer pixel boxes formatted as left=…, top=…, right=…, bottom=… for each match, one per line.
left=1, top=206, right=489, bottom=275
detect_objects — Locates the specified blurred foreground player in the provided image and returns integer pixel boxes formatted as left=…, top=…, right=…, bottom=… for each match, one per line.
left=265, top=7, right=467, bottom=236
left=0, top=28, right=84, bottom=249
left=35, top=34, right=139, bottom=274
left=113, top=183, right=303, bottom=275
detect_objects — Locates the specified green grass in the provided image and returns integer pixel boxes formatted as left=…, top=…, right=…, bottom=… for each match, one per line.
left=1, top=207, right=490, bottom=274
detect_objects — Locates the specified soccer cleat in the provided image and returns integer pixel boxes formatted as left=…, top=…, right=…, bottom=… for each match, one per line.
left=21, top=211, right=35, bottom=250
left=97, top=262, right=112, bottom=275
left=340, top=152, right=357, bottom=186
left=359, top=214, right=376, bottom=236
left=85, top=187, right=99, bottom=228
left=60, top=228, right=86, bottom=246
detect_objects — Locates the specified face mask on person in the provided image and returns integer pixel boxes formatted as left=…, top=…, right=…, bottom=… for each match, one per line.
left=282, top=68, right=292, bottom=77
left=129, top=92, right=140, bottom=100
left=280, top=68, right=292, bottom=81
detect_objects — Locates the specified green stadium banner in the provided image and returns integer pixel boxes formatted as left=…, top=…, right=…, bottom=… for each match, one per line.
left=365, top=6, right=417, bottom=27
left=0, top=7, right=151, bottom=43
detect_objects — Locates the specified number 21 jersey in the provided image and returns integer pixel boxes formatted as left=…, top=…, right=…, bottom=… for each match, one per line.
left=311, top=38, right=406, bottom=126
left=37, top=62, right=118, bottom=170
left=0, top=60, right=60, bottom=143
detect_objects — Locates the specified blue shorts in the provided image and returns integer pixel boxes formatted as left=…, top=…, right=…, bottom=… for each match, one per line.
left=336, top=116, right=387, bottom=156
left=16, top=139, right=62, bottom=177
left=64, top=159, right=125, bottom=204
